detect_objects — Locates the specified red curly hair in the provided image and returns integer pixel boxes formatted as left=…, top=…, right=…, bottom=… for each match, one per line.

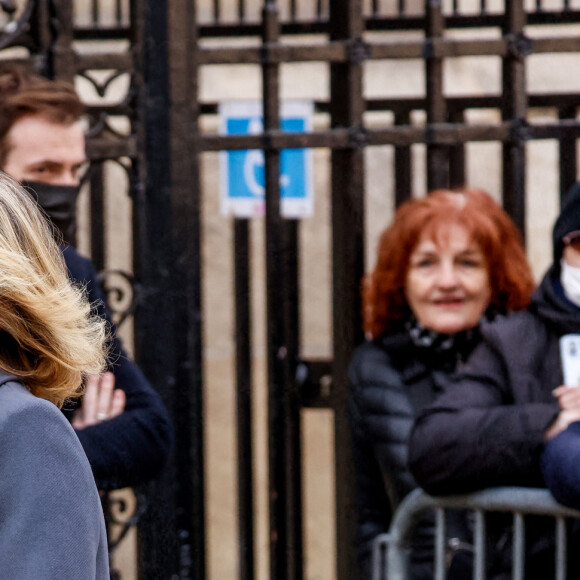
left=363, top=188, right=535, bottom=339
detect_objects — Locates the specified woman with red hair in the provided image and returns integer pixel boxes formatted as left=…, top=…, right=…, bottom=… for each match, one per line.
left=348, top=188, right=534, bottom=579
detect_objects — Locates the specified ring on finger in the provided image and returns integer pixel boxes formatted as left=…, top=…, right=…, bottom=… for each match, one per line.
left=97, top=412, right=108, bottom=422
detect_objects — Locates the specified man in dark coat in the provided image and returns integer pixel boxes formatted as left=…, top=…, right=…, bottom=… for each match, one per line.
left=0, top=65, right=173, bottom=490
left=408, top=182, right=580, bottom=578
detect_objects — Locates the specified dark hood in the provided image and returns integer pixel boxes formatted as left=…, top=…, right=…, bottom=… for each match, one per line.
left=529, top=265, right=580, bottom=335
left=553, top=181, right=580, bottom=271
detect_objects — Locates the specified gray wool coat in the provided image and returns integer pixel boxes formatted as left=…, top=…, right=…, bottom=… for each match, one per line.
left=0, top=375, right=109, bottom=579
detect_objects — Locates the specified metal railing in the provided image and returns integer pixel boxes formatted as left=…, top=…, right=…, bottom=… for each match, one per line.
left=373, top=487, right=580, bottom=580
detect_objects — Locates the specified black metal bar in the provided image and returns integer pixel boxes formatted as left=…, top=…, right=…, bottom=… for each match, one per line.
left=501, top=1, right=527, bottom=239
left=329, top=1, right=365, bottom=579
left=92, top=0, right=99, bottom=25
left=234, top=218, right=256, bottom=580
left=48, top=0, right=75, bottom=81
left=394, top=110, right=412, bottom=206
left=190, top=10, right=580, bottom=38
left=137, top=0, right=206, bottom=577
left=74, top=26, right=132, bottom=40
left=285, top=218, right=304, bottom=580
left=116, top=0, right=123, bottom=25
left=67, top=9, right=578, bottom=39
left=449, top=109, right=466, bottom=189
left=89, top=161, right=106, bottom=271
left=197, top=34, right=580, bottom=66
left=134, top=0, right=181, bottom=576
left=27, top=0, right=51, bottom=67
left=426, top=0, right=449, bottom=190
left=213, top=0, right=220, bottom=23
left=559, top=106, right=577, bottom=205
left=199, top=93, right=580, bottom=117
left=167, top=0, right=206, bottom=576
left=198, top=119, right=580, bottom=152
left=262, top=4, right=291, bottom=580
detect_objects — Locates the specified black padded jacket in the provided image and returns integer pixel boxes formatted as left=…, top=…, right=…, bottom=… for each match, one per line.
left=348, top=328, right=479, bottom=579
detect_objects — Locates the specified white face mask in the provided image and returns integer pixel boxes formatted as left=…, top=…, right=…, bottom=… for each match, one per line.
left=561, top=259, right=580, bottom=307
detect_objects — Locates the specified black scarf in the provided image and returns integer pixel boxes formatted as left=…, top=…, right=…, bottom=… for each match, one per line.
left=405, top=317, right=480, bottom=364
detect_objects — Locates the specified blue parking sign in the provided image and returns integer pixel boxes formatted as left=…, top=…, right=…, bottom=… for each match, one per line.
left=220, top=101, right=313, bottom=218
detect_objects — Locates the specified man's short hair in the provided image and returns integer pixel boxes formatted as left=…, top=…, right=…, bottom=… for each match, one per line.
left=0, top=65, right=84, bottom=165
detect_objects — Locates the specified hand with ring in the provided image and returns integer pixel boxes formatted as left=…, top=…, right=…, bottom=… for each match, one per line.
left=71, top=372, right=126, bottom=430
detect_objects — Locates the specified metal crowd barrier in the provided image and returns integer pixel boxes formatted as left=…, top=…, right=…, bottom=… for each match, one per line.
left=372, top=487, right=580, bottom=580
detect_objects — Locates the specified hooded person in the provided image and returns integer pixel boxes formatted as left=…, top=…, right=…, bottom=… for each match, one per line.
left=540, top=182, right=580, bottom=509
left=408, top=182, right=580, bottom=578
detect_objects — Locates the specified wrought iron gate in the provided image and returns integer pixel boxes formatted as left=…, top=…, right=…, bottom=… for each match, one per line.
left=5, top=1, right=580, bottom=579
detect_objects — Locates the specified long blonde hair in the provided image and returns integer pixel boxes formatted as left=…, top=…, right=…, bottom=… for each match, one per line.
left=0, top=172, right=106, bottom=406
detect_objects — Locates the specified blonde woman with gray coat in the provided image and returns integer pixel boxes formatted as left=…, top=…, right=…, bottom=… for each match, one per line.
left=0, top=172, right=109, bottom=578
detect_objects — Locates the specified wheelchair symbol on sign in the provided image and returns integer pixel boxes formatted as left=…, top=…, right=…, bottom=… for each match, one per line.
left=219, top=100, right=313, bottom=218
left=243, top=117, right=290, bottom=196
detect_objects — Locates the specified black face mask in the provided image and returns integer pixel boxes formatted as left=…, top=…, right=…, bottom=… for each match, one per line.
left=21, top=181, right=80, bottom=246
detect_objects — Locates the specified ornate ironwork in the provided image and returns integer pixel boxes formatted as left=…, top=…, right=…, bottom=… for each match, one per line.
left=79, top=69, right=127, bottom=98
left=86, top=113, right=132, bottom=142
left=102, top=490, right=147, bottom=580
left=103, top=490, right=147, bottom=553
left=97, top=268, right=137, bottom=329
left=0, top=1, right=17, bottom=16
left=0, top=0, right=34, bottom=50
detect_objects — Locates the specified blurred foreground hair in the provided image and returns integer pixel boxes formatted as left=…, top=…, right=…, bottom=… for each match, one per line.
left=0, top=172, right=106, bottom=406
left=363, top=187, right=535, bottom=339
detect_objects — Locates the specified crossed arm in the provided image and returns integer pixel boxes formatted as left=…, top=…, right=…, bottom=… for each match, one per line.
left=408, top=340, right=559, bottom=496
